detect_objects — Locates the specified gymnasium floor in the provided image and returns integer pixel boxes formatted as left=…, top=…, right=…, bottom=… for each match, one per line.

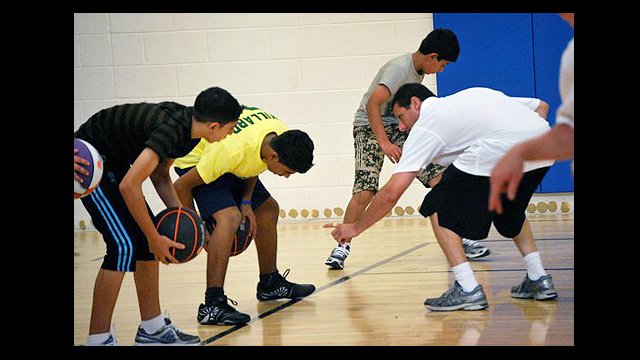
left=73, top=214, right=574, bottom=346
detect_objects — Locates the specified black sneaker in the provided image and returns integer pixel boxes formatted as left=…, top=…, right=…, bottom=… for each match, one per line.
left=197, top=295, right=251, bottom=325
left=256, top=269, right=316, bottom=301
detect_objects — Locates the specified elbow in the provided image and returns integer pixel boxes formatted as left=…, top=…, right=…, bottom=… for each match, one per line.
left=538, top=100, right=550, bottom=118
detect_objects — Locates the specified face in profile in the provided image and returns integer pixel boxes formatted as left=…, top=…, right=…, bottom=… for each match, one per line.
left=392, top=98, right=421, bottom=132
left=265, top=156, right=296, bottom=178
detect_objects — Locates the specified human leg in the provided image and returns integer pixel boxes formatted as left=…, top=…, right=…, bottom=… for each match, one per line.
left=252, top=191, right=315, bottom=301
left=325, top=125, right=384, bottom=269
left=420, top=166, right=493, bottom=311
left=492, top=167, right=558, bottom=301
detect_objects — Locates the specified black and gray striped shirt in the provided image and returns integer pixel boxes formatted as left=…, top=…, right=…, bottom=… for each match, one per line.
left=75, top=102, right=197, bottom=166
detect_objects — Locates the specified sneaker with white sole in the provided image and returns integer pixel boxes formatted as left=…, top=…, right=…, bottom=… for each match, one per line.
left=324, top=244, right=350, bottom=269
left=511, top=274, right=558, bottom=300
left=82, top=325, right=119, bottom=346
left=256, top=269, right=316, bottom=301
left=462, top=238, right=491, bottom=260
left=197, top=295, right=251, bottom=325
left=424, top=281, right=489, bottom=311
left=134, top=317, right=201, bottom=346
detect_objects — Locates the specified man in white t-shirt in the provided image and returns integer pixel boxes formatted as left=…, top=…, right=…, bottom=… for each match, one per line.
left=325, top=83, right=558, bottom=312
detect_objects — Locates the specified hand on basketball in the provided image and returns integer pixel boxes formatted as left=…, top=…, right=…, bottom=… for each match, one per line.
left=149, top=233, right=185, bottom=265
left=323, top=222, right=357, bottom=244
left=240, top=204, right=258, bottom=240
left=74, top=148, right=90, bottom=182
left=488, top=151, right=525, bottom=215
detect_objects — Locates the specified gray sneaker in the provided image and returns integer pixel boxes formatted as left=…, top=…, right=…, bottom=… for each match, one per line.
left=462, top=238, right=491, bottom=260
left=324, top=244, right=350, bottom=269
left=424, top=281, right=489, bottom=311
left=134, top=317, right=201, bottom=346
left=511, top=274, right=558, bottom=300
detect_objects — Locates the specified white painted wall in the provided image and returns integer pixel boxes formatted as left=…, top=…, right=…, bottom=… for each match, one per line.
left=73, top=13, right=444, bottom=229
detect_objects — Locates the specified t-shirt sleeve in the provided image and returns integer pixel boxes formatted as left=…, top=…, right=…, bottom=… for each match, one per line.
left=393, top=126, right=445, bottom=174
left=145, top=122, right=179, bottom=163
left=195, top=143, right=233, bottom=184
left=555, top=84, right=574, bottom=129
left=377, top=63, right=406, bottom=95
left=510, top=97, right=541, bottom=112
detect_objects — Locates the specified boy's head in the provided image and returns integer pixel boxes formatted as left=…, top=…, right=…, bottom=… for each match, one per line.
left=193, top=87, right=243, bottom=143
left=265, top=130, right=314, bottom=177
left=416, top=28, right=460, bottom=75
left=391, top=83, right=436, bottom=132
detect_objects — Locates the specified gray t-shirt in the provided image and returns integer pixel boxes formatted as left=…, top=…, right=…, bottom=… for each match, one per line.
left=353, top=53, right=424, bottom=126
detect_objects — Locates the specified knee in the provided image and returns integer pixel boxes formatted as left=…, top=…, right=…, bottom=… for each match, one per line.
left=212, top=207, right=243, bottom=230
left=256, top=197, right=279, bottom=220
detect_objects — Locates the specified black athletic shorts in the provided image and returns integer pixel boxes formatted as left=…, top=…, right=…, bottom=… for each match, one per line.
left=80, top=162, right=156, bottom=272
left=419, top=165, right=550, bottom=239
left=174, top=167, right=271, bottom=232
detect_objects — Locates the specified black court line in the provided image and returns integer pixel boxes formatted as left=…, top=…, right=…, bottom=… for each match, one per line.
left=361, top=267, right=575, bottom=276
left=200, top=241, right=430, bottom=346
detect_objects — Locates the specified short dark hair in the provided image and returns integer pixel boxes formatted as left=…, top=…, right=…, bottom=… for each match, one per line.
left=193, top=87, right=242, bottom=124
left=270, top=130, right=315, bottom=173
left=392, top=83, right=436, bottom=109
left=418, top=28, right=460, bottom=62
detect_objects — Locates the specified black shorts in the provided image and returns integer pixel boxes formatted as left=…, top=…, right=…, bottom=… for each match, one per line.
left=174, top=167, right=271, bottom=231
left=419, top=165, right=550, bottom=239
left=80, top=162, right=156, bottom=272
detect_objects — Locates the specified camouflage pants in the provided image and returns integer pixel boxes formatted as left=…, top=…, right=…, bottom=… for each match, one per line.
left=352, top=124, right=446, bottom=194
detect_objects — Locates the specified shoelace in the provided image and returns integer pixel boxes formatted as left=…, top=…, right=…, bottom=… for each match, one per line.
left=333, top=246, right=350, bottom=257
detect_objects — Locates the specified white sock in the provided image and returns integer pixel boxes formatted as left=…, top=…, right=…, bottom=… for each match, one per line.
left=523, top=252, right=547, bottom=281
left=452, top=262, right=479, bottom=292
left=141, top=314, right=166, bottom=334
left=86, top=332, right=112, bottom=346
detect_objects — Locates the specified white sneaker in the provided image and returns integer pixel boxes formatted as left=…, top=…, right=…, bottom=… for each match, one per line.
left=462, top=238, right=491, bottom=260
left=83, top=325, right=119, bottom=346
left=324, top=244, right=350, bottom=269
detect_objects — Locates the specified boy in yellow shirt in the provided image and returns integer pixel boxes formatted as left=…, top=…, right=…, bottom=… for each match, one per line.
left=173, top=106, right=315, bottom=325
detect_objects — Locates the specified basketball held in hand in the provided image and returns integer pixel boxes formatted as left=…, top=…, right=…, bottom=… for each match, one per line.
left=74, top=138, right=104, bottom=199
left=155, top=207, right=206, bottom=263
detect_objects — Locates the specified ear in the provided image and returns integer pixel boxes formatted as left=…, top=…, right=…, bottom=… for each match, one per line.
left=269, top=149, right=279, bottom=161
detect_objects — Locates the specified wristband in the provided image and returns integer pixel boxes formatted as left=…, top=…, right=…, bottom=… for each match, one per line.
left=241, top=200, right=252, bottom=206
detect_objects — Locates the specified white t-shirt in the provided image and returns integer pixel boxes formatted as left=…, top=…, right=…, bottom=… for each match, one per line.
left=555, top=38, right=574, bottom=129
left=393, top=87, right=554, bottom=177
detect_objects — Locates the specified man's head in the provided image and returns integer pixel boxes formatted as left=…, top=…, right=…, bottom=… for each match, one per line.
left=264, top=130, right=314, bottom=178
left=391, top=83, right=436, bottom=132
left=416, top=28, right=460, bottom=75
left=193, top=87, right=243, bottom=143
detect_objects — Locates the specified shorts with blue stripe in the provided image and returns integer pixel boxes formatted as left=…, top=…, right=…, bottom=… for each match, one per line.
left=80, top=163, right=155, bottom=272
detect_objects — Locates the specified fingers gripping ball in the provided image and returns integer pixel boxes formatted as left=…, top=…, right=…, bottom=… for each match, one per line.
left=207, top=216, right=253, bottom=257
left=74, top=138, right=104, bottom=199
left=155, top=207, right=206, bottom=263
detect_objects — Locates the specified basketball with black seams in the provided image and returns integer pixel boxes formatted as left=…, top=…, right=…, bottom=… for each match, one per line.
left=207, top=216, right=253, bottom=257
left=154, top=207, right=206, bottom=263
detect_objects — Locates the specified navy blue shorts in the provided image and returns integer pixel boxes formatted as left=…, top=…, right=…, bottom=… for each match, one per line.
left=174, top=167, right=271, bottom=231
left=419, top=165, right=550, bottom=240
left=80, top=162, right=156, bottom=272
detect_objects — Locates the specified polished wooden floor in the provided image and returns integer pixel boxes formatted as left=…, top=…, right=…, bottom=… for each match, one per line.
left=73, top=214, right=574, bottom=346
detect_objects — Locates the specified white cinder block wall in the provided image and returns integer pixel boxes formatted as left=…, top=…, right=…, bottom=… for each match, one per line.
left=74, top=13, right=438, bottom=229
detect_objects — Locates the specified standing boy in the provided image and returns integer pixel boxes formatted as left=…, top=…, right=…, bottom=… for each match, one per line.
left=74, top=87, right=242, bottom=345
left=173, top=105, right=316, bottom=325
left=324, top=28, right=491, bottom=270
